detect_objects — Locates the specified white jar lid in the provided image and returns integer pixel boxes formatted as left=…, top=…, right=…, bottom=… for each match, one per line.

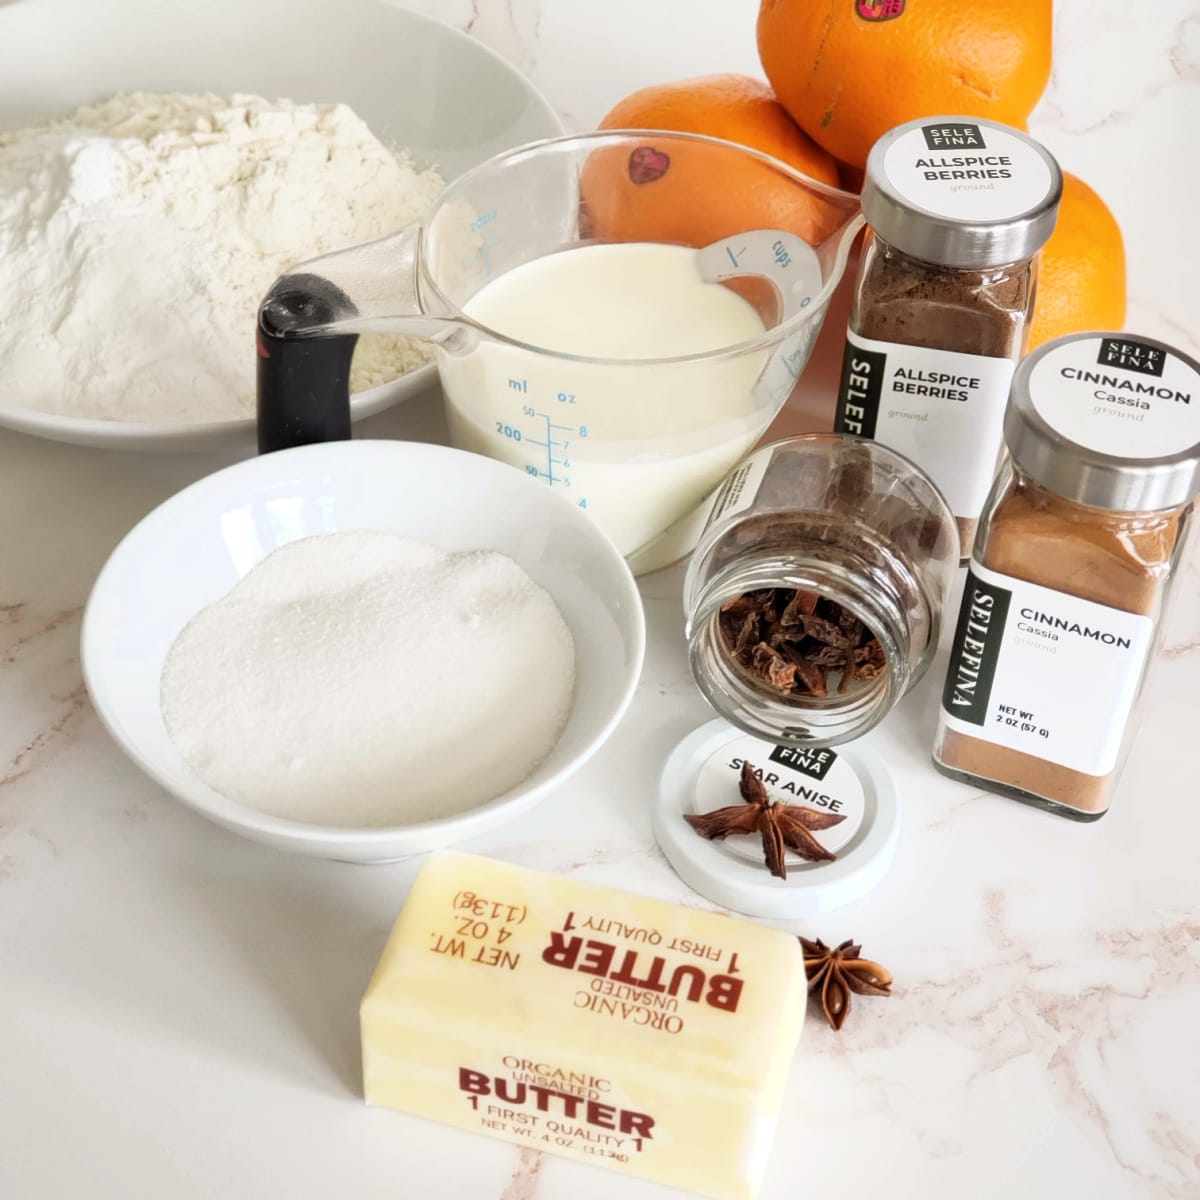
left=1006, top=331, right=1200, bottom=511
left=654, top=720, right=900, bottom=919
left=865, top=115, right=1061, bottom=268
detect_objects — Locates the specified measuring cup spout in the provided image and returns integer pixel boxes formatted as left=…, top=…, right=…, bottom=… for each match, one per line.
left=256, top=225, right=462, bottom=453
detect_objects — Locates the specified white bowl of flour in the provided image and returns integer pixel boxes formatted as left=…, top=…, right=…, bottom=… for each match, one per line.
left=81, top=440, right=645, bottom=862
left=0, top=0, right=562, bottom=451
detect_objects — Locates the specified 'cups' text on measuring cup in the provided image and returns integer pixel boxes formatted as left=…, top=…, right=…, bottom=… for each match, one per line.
left=257, top=132, right=864, bottom=572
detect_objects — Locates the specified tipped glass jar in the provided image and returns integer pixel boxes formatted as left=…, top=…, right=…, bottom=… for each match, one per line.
left=684, top=435, right=958, bottom=746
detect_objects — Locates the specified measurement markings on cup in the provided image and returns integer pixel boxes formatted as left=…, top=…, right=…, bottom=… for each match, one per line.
left=523, top=409, right=571, bottom=485
left=512, top=396, right=590, bottom=508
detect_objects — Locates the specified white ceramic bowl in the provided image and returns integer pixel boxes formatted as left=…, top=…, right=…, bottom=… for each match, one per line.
left=81, top=441, right=645, bottom=862
left=0, top=0, right=563, bottom=451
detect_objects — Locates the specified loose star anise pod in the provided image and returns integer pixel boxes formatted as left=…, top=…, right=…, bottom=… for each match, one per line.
left=799, top=936, right=893, bottom=1031
left=684, top=761, right=846, bottom=880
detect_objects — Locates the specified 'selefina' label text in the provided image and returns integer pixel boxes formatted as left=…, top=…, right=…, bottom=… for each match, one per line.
left=836, top=345, right=885, bottom=437
left=942, top=569, right=1011, bottom=725
left=767, top=742, right=837, bottom=781
left=1097, top=337, right=1167, bottom=378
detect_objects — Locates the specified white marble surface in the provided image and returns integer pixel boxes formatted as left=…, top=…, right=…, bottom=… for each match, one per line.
left=2, top=1, right=1199, bottom=1198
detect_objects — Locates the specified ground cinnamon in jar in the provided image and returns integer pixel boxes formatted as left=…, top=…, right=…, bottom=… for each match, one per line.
left=934, top=333, right=1200, bottom=820
left=835, top=116, right=1062, bottom=556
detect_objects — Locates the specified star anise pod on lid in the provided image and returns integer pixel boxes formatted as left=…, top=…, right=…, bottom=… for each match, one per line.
left=684, top=761, right=846, bottom=880
left=799, top=936, right=893, bottom=1030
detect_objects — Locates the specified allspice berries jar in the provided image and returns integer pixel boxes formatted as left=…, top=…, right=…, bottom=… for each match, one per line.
left=684, top=435, right=958, bottom=746
left=934, top=332, right=1200, bottom=820
left=834, top=116, right=1062, bottom=556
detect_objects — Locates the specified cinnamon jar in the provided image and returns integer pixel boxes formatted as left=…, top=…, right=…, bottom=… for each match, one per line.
left=834, top=117, right=1062, bottom=556
left=934, top=332, right=1200, bottom=820
left=684, top=435, right=958, bottom=747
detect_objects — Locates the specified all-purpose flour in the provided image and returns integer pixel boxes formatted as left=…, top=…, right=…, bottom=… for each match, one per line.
left=161, top=533, right=575, bottom=827
left=0, top=93, right=444, bottom=422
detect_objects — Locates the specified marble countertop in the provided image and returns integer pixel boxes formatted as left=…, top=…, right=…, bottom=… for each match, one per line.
left=2, top=2, right=1198, bottom=1198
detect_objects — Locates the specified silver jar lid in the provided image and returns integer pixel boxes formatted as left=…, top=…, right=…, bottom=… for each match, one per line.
left=863, top=116, right=1062, bottom=269
left=1005, top=332, right=1200, bottom=512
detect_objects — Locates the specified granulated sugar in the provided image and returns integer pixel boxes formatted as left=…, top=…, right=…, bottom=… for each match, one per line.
left=160, top=533, right=575, bottom=827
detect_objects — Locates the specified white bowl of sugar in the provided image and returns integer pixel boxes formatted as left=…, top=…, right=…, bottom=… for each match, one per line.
left=81, top=441, right=645, bottom=862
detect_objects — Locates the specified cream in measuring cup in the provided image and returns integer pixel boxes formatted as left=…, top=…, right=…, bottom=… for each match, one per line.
left=440, top=243, right=769, bottom=562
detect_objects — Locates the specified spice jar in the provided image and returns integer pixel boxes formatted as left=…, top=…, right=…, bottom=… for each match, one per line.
left=934, top=332, right=1200, bottom=820
left=834, top=117, right=1062, bottom=556
left=684, top=434, right=958, bottom=746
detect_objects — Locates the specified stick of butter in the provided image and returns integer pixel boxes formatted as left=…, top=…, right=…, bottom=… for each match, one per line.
left=361, top=852, right=806, bottom=1200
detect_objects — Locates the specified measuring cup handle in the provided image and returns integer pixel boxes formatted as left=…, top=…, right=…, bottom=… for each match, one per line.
left=256, top=222, right=438, bottom=453
left=256, top=272, right=358, bottom=454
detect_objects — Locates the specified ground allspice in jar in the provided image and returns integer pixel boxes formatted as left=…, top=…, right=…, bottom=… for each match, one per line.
left=835, top=116, right=1063, bottom=556
left=934, top=333, right=1200, bottom=820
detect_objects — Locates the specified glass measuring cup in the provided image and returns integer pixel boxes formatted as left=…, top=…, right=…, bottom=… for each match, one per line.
left=257, top=132, right=864, bottom=571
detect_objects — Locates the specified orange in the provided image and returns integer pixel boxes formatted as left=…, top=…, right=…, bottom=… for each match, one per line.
left=1028, top=172, right=1126, bottom=350
left=597, top=74, right=839, bottom=188
left=758, top=0, right=1052, bottom=170
left=583, top=73, right=848, bottom=249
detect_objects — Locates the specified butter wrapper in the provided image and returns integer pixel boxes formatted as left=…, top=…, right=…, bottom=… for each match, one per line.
left=361, top=852, right=806, bottom=1200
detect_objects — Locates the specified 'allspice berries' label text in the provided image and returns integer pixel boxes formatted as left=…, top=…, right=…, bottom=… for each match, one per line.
left=836, top=331, right=1015, bottom=521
